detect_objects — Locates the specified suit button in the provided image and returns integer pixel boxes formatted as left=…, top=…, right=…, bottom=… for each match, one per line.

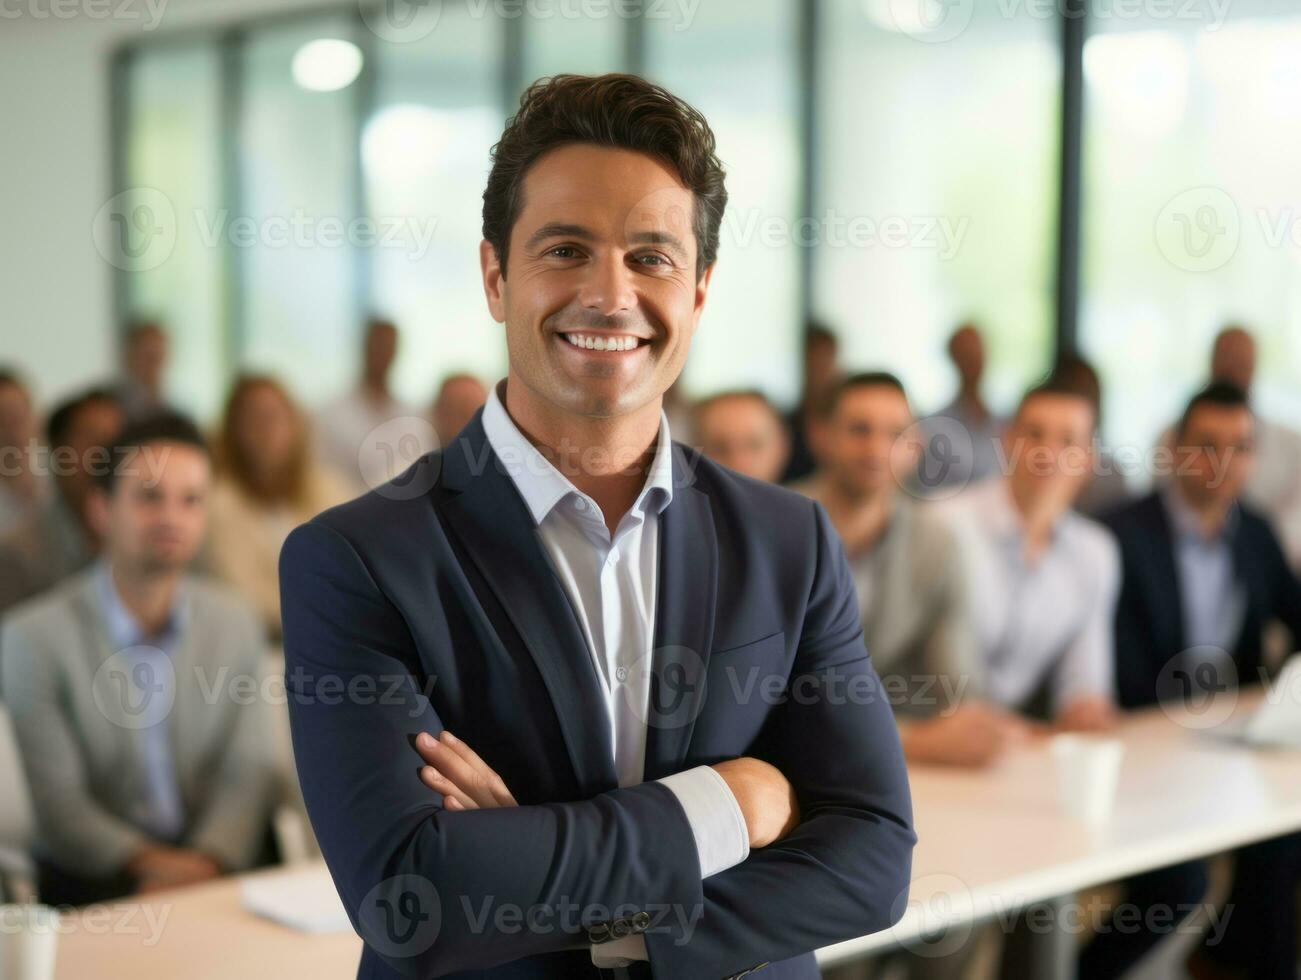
left=610, top=917, right=632, bottom=939
left=587, top=923, right=611, bottom=944
left=632, top=911, right=651, bottom=930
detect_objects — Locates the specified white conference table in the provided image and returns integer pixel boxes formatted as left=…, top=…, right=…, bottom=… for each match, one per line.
left=53, top=690, right=1301, bottom=979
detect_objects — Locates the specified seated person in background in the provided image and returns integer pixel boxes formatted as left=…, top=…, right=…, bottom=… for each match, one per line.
left=113, top=320, right=174, bottom=423
left=0, top=388, right=123, bottom=614
left=429, top=372, right=488, bottom=449
left=1102, top=382, right=1301, bottom=980
left=0, top=414, right=274, bottom=906
left=694, top=389, right=790, bottom=484
left=0, top=368, right=46, bottom=538
left=207, top=375, right=349, bottom=641
left=781, top=321, right=842, bottom=483
left=315, top=317, right=435, bottom=493
left=1052, top=353, right=1131, bottom=518
left=938, top=375, right=1118, bottom=730
left=795, top=372, right=1027, bottom=767
left=921, top=322, right=1005, bottom=492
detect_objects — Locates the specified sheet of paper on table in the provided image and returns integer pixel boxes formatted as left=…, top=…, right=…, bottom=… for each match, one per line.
left=240, top=865, right=354, bottom=934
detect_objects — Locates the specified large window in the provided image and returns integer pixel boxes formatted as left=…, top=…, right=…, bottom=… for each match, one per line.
left=814, top=0, right=1060, bottom=416
left=1080, top=2, right=1301, bottom=458
left=120, top=43, right=224, bottom=420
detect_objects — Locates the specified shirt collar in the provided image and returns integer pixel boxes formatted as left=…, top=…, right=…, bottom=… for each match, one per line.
left=94, top=561, right=188, bottom=651
left=481, top=382, right=675, bottom=527
left=1162, top=483, right=1238, bottom=544
left=980, top=477, right=1070, bottom=545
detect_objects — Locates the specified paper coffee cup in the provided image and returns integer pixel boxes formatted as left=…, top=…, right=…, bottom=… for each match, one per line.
left=1050, top=734, right=1124, bottom=824
left=0, top=904, right=59, bottom=980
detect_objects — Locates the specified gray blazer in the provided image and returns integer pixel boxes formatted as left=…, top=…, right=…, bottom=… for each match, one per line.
left=0, top=568, right=274, bottom=878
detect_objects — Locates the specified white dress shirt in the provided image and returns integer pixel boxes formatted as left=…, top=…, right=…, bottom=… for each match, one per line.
left=939, top=478, right=1119, bottom=712
left=482, top=385, right=749, bottom=965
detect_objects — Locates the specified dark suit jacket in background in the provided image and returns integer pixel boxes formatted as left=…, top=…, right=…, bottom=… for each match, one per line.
left=1102, top=491, right=1301, bottom=709
left=280, top=411, right=914, bottom=980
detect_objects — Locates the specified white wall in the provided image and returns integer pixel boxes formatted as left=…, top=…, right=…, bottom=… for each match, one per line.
left=0, top=0, right=324, bottom=410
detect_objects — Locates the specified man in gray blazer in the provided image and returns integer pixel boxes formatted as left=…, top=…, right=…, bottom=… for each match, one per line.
left=794, top=372, right=1030, bottom=768
left=1, top=414, right=273, bottom=905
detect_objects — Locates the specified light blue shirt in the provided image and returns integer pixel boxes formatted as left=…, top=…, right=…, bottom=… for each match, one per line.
left=95, top=562, right=187, bottom=843
left=481, top=384, right=749, bottom=966
left=1162, top=486, right=1246, bottom=662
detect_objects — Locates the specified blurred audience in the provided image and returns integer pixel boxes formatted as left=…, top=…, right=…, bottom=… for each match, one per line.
left=430, top=373, right=488, bottom=449
left=0, top=369, right=46, bottom=538
left=1208, top=325, right=1301, bottom=569
left=0, top=414, right=272, bottom=906
left=794, top=373, right=1026, bottom=768
left=315, top=317, right=435, bottom=492
left=0, top=387, right=123, bottom=613
left=939, top=375, right=1118, bottom=730
left=1053, top=352, right=1131, bottom=517
left=780, top=321, right=841, bottom=482
left=114, top=320, right=173, bottom=423
left=923, top=322, right=1005, bottom=490
left=207, top=376, right=349, bottom=640
left=694, top=389, right=790, bottom=483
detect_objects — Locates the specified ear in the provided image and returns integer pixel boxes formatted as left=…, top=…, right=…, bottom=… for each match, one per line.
left=480, top=240, right=506, bottom=324
left=690, top=261, right=715, bottom=331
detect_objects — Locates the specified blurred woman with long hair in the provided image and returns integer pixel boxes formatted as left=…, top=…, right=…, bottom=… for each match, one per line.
left=207, top=374, right=348, bottom=639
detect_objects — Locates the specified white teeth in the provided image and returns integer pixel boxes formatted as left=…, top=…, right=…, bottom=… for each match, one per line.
left=563, top=333, right=641, bottom=352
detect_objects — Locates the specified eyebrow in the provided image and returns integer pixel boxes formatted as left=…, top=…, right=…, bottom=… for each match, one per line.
left=524, top=222, right=689, bottom=260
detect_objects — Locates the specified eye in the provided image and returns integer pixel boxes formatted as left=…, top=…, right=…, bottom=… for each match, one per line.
left=634, top=252, right=669, bottom=267
left=546, top=245, right=580, bottom=259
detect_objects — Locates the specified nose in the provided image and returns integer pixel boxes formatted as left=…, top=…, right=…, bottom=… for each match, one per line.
left=577, top=251, right=637, bottom=318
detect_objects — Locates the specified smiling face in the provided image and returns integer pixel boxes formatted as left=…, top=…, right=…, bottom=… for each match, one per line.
left=481, top=144, right=712, bottom=425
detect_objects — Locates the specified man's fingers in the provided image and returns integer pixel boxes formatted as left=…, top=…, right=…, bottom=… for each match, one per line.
left=415, top=732, right=506, bottom=807
left=420, top=764, right=480, bottom=810
left=440, top=731, right=518, bottom=806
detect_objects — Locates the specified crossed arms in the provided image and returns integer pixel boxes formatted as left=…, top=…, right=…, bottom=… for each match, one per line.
left=279, top=504, right=915, bottom=979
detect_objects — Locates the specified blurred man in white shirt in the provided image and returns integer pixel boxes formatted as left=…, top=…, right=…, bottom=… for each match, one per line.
left=315, top=318, right=435, bottom=493
left=940, top=375, right=1119, bottom=730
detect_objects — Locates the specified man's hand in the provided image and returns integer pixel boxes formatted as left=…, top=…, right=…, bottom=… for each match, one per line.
left=899, top=702, right=1036, bottom=768
left=1055, top=695, right=1116, bottom=733
left=126, top=844, right=222, bottom=894
left=709, top=757, right=799, bottom=849
left=415, top=730, right=517, bottom=810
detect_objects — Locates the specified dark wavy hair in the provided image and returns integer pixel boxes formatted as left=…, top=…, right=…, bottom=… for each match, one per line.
left=482, top=73, right=727, bottom=280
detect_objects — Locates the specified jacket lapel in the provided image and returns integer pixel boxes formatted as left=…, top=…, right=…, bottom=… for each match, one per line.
left=438, top=416, right=618, bottom=795
left=642, top=444, right=717, bottom=781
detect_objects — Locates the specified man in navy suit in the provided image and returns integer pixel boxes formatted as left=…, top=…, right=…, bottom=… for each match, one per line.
left=280, top=74, right=914, bottom=980
left=1092, top=382, right=1301, bottom=980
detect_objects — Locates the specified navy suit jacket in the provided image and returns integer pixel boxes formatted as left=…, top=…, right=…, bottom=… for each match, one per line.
left=1102, top=492, right=1301, bottom=709
left=280, top=412, right=915, bottom=980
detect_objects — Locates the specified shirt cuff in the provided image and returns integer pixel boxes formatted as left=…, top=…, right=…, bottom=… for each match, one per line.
left=590, top=934, right=648, bottom=967
left=657, top=765, right=750, bottom=878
